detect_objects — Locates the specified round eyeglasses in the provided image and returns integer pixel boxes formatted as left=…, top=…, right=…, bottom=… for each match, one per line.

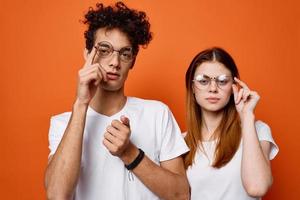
left=193, top=74, right=233, bottom=90
left=94, top=41, right=135, bottom=63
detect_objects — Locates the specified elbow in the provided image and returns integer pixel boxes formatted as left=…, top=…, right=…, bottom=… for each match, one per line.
left=245, top=185, right=269, bottom=197
left=45, top=175, right=73, bottom=200
left=161, top=178, right=190, bottom=200
left=46, top=189, right=73, bottom=200
left=45, top=186, right=63, bottom=200
left=46, top=189, right=58, bottom=200
left=170, top=191, right=189, bottom=200
left=173, top=190, right=190, bottom=200
left=45, top=181, right=73, bottom=200
left=170, top=181, right=190, bottom=200
left=244, top=177, right=273, bottom=197
left=176, top=192, right=190, bottom=200
left=44, top=160, right=74, bottom=200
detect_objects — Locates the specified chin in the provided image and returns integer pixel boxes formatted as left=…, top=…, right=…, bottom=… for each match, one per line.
left=101, top=82, right=123, bottom=92
left=203, top=107, right=223, bottom=113
left=200, top=103, right=227, bottom=113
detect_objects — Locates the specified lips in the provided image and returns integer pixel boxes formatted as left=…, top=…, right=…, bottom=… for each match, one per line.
left=106, top=72, right=120, bottom=80
left=205, top=97, right=220, bottom=103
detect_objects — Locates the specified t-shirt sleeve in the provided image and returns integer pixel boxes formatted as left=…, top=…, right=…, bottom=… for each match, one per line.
left=48, top=113, right=70, bottom=157
left=159, top=106, right=190, bottom=162
left=255, top=120, right=279, bottom=160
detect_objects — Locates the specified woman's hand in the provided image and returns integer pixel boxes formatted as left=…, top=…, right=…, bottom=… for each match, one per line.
left=232, top=77, right=260, bottom=119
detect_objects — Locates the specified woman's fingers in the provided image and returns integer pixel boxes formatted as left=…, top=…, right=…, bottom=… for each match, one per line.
left=242, top=89, right=251, bottom=102
left=233, top=77, right=253, bottom=103
left=232, top=84, right=239, bottom=103
left=234, top=77, right=250, bottom=90
left=236, top=88, right=244, bottom=104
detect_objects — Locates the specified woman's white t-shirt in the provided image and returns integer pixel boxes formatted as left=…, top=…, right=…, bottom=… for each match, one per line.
left=186, top=121, right=279, bottom=200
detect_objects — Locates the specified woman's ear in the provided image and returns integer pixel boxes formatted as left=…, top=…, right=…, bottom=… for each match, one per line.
left=192, top=84, right=195, bottom=94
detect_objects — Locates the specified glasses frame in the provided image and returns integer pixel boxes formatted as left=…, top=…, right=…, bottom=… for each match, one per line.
left=193, top=74, right=234, bottom=90
left=94, top=41, right=135, bottom=63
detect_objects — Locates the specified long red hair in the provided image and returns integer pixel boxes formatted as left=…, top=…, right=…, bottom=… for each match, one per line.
left=184, top=47, right=241, bottom=169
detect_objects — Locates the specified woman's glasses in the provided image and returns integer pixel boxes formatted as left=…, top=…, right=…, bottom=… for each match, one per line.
left=193, top=74, right=233, bottom=90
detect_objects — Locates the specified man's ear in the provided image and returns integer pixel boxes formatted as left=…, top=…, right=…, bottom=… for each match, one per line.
left=83, top=48, right=89, bottom=61
left=130, top=58, right=136, bottom=69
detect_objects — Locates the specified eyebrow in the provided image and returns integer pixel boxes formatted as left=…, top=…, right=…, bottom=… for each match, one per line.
left=195, top=74, right=231, bottom=78
left=97, top=41, right=132, bottom=48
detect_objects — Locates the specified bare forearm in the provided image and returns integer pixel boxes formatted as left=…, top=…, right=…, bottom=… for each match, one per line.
left=241, top=114, right=272, bottom=196
left=133, top=157, right=189, bottom=200
left=45, top=100, right=88, bottom=199
left=121, top=144, right=189, bottom=200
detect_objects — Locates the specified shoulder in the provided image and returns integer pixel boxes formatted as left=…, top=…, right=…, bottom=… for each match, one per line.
left=50, top=111, right=72, bottom=126
left=254, top=120, right=272, bottom=138
left=255, top=120, right=271, bottom=132
left=254, top=120, right=272, bottom=139
left=255, top=120, right=279, bottom=160
left=48, top=112, right=71, bottom=141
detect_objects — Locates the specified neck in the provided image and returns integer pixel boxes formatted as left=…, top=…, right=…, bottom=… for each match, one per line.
left=89, top=86, right=127, bottom=117
left=201, top=109, right=224, bottom=141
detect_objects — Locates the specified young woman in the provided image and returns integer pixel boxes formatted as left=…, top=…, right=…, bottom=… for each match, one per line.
left=184, top=47, right=278, bottom=199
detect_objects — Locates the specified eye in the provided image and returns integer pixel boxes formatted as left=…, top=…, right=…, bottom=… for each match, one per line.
left=195, top=74, right=210, bottom=85
left=121, top=51, right=133, bottom=59
left=120, top=48, right=133, bottom=60
left=97, top=45, right=112, bottom=56
left=217, top=79, right=229, bottom=85
left=198, top=79, right=209, bottom=85
left=217, top=75, right=231, bottom=86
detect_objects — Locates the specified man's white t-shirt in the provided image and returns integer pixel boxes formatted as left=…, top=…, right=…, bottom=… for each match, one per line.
left=186, top=121, right=279, bottom=200
left=48, top=97, right=189, bottom=200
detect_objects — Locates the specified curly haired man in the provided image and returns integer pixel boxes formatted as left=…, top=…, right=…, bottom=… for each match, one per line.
left=45, top=2, right=189, bottom=200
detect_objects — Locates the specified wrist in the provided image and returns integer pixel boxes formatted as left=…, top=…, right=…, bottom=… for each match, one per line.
left=73, top=99, right=89, bottom=112
left=125, top=148, right=145, bottom=170
left=120, top=142, right=139, bottom=165
left=240, top=112, right=255, bottom=124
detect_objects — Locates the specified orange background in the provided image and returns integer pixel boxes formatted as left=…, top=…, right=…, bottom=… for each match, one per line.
left=1, top=0, right=299, bottom=199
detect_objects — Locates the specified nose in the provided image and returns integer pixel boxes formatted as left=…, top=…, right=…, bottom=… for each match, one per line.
left=208, top=80, right=218, bottom=93
left=108, top=51, right=120, bottom=70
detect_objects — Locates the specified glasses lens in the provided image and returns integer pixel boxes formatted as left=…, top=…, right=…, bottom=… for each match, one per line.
left=194, top=75, right=210, bottom=89
left=96, top=42, right=113, bottom=57
left=216, top=75, right=232, bottom=88
left=195, top=75, right=209, bottom=85
left=119, top=47, right=134, bottom=62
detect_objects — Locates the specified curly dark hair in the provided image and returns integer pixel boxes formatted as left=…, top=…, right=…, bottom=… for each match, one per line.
left=83, top=1, right=152, bottom=55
